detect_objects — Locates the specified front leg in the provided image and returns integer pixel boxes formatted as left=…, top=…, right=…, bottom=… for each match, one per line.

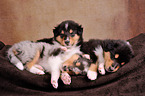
left=87, top=63, right=98, bottom=80
left=94, top=45, right=105, bottom=75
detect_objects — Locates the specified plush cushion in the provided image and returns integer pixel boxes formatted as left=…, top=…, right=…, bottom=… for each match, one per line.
left=0, top=33, right=145, bottom=95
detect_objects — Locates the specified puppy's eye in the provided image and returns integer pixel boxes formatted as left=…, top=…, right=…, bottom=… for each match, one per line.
left=60, top=34, right=64, bottom=38
left=71, top=33, right=75, bottom=37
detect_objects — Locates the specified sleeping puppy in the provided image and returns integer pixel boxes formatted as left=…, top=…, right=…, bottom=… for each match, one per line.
left=62, top=44, right=131, bottom=77
left=80, top=39, right=134, bottom=80
left=62, top=54, right=92, bottom=75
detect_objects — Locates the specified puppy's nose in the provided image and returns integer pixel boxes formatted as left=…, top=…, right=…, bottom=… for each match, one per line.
left=65, top=40, right=70, bottom=45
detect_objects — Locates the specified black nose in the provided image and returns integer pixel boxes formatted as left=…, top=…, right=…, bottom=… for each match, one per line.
left=65, top=40, right=70, bottom=45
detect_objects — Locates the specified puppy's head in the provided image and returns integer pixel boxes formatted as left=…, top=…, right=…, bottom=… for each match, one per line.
left=105, top=40, right=134, bottom=72
left=62, top=54, right=91, bottom=75
left=53, top=20, right=83, bottom=47
left=104, top=52, right=120, bottom=72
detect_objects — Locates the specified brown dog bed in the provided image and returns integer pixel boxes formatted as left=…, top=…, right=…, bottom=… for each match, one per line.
left=0, top=33, right=145, bottom=95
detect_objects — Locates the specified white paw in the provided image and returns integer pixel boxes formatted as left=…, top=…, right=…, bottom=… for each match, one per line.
left=87, top=70, right=97, bottom=80
left=33, top=65, right=44, bottom=71
left=98, top=64, right=105, bottom=75
left=29, top=66, right=45, bottom=75
left=60, top=46, right=67, bottom=51
left=61, top=72, right=71, bottom=85
left=51, top=80, right=58, bottom=89
left=15, top=62, right=24, bottom=70
left=83, top=54, right=90, bottom=59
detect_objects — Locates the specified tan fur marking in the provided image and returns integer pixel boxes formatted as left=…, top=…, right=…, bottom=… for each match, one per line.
left=63, top=54, right=79, bottom=67
left=61, top=30, right=64, bottom=34
left=89, top=64, right=97, bottom=72
left=70, top=34, right=79, bottom=45
left=25, top=50, right=40, bottom=70
left=76, top=62, right=81, bottom=66
left=115, top=54, right=119, bottom=58
left=112, top=66, right=120, bottom=72
left=13, top=49, right=18, bottom=55
left=62, top=54, right=80, bottom=74
left=56, top=34, right=80, bottom=46
left=121, top=62, right=125, bottom=65
left=75, top=72, right=80, bottom=75
left=56, top=36, right=65, bottom=46
left=104, top=52, right=114, bottom=69
left=70, top=29, right=73, bottom=33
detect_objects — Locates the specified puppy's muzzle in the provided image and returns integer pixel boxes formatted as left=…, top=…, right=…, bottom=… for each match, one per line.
left=65, top=40, right=70, bottom=45
left=106, top=63, right=120, bottom=72
left=64, top=36, right=70, bottom=45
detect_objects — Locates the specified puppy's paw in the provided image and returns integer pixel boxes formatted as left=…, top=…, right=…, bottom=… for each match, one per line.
left=15, top=62, right=24, bottom=70
left=60, top=46, right=67, bottom=51
left=98, top=64, right=105, bottom=75
left=33, top=65, right=44, bottom=71
left=61, top=72, right=71, bottom=85
left=51, top=80, right=58, bottom=89
left=87, top=70, right=97, bottom=80
left=29, top=66, right=45, bottom=75
left=83, top=54, right=90, bottom=59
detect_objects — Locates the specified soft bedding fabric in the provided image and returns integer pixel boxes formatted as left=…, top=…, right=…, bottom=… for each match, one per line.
left=0, top=33, right=145, bottom=95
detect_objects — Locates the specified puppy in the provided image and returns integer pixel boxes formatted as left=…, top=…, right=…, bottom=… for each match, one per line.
left=37, top=20, right=84, bottom=82
left=37, top=20, right=83, bottom=48
left=81, top=39, right=134, bottom=80
left=7, top=40, right=82, bottom=89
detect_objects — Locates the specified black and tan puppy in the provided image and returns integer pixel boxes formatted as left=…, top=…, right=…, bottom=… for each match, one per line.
left=80, top=39, right=134, bottom=80
left=37, top=20, right=83, bottom=48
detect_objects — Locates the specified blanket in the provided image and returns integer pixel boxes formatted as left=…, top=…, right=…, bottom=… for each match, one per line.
left=0, top=33, right=145, bottom=96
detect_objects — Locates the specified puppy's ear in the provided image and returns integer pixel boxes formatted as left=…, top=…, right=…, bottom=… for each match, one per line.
left=53, top=26, right=60, bottom=37
left=77, top=25, right=83, bottom=35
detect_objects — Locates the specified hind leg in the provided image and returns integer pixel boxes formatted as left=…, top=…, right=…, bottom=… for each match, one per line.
left=25, top=50, right=45, bottom=75
left=28, top=65, right=45, bottom=75
left=8, top=49, right=24, bottom=70
left=51, top=70, right=60, bottom=89
left=15, top=62, right=24, bottom=70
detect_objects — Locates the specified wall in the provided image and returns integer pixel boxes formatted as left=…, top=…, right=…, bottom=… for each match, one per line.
left=0, top=0, right=144, bottom=44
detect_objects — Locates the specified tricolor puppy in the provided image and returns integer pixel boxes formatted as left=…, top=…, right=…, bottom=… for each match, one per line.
left=81, top=39, right=134, bottom=80
left=37, top=20, right=83, bottom=48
